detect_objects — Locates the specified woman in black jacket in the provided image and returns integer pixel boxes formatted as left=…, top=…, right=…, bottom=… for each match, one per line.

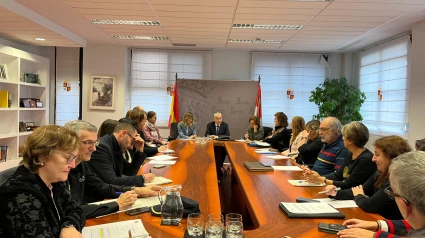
left=295, top=119, right=323, bottom=166
left=262, top=112, right=291, bottom=152
left=325, top=135, right=411, bottom=220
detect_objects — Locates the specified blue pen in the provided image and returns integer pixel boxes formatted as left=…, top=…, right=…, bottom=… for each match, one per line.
left=115, top=192, right=123, bottom=195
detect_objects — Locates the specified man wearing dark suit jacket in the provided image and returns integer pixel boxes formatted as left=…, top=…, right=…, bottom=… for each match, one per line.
left=205, top=112, right=230, bottom=138
left=205, top=112, right=230, bottom=182
left=88, top=122, right=155, bottom=187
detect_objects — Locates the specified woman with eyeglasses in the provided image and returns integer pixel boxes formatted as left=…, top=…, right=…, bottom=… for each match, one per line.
left=304, top=121, right=376, bottom=189
left=294, top=120, right=323, bottom=167
left=338, top=151, right=425, bottom=238
left=0, top=125, right=85, bottom=238
left=325, top=135, right=411, bottom=220
left=143, top=111, right=167, bottom=145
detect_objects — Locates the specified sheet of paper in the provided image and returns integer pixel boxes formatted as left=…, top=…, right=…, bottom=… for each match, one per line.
left=266, top=155, right=291, bottom=160
left=90, top=196, right=162, bottom=218
left=313, top=198, right=358, bottom=208
left=144, top=176, right=172, bottom=186
left=272, top=166, right=302, bottom=171
left=255, top=148, right=277, bottom=154
left=82, top=219, right=150, bottom=238
left=161, top=148, right=175, bottom=154
left=280, top=202, right=340, bottom=214
left=147, top=160, right=176, bottom=165
left=146, top=155, right=177, bottom=160
left=287, top=180, right=326, bottom=187
left=254, top=141, right=270, bottom=147
left=235, top=139, right=246, bottom=142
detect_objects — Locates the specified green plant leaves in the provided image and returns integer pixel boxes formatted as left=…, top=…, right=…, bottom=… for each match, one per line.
left=309, top=77, right=366, bottom=125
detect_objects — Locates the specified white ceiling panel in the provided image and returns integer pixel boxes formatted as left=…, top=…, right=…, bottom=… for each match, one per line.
left=66, top=0, right=146, bottom=3
left=301, top=25, right=373, bottom=32
left=327, top=2, right=421, bottom=11
left=238, top=1, right=329, bottom=9
left=307, top=21, right=382, bottom=28
left=335, top=0, right=425, bottom=4
left=234, top=16, right=313, bottom=24
left=154, top=11, right=234, bottom=19
left=313, top=15, right=392, bottom=23
left=148, top=0, right=238, bottom=7
left=101, top=28, right=166, bottom=34
left=82, top=14, right=158, bottom=21
left=297, top=30, right=363, bottom=36
left=161, top=27, right=230, bottom=33
left=168, top=35, right=228, bottom=40
left=236, top=8, right=321, bottom=15
left=320, top=9, right=407, bottom=17
left=160, top=22, right=230, bottom=29
left=94, top=25, right=163, bottom=30
left=66, top=2, right=152, bottom=11
left=77, top=9, right=156, bottom=17
left=229, top=32, right=296, bottom=39
left=150, top=5, right=235, bottom=13
left=166, top=31, right=229, bottom=37
left=227, top=43, right=281, bottom=50
left=157, top=17, right=233, bottom=24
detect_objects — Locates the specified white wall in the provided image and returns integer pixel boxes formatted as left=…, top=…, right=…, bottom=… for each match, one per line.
left=211, top=50, right=251, bottom=80
left=408, top=19, right=425, bottom=149
left=82, top=44, right=128, bottom=128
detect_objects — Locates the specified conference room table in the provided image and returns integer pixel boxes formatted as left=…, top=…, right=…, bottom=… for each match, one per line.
left=86, top=140, right=382, bottom=237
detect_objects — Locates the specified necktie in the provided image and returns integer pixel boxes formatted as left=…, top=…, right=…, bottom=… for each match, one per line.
left=216, top=125, right=219, bottom=135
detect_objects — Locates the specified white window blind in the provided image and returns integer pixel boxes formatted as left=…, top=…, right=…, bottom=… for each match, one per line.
left=130, top=49, right=211, bottom=126
left=251, top=53, right=327, bottom=127
left=359, top=36, right=410, bottom=138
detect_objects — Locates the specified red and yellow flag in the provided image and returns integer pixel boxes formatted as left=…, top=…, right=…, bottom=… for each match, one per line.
left=254, top=83, right=262, bottom=120
left=168, top=82, right=179, bottom=127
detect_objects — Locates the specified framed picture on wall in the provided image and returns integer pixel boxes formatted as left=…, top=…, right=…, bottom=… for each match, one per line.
left=89, top=75, right=116, bottom=110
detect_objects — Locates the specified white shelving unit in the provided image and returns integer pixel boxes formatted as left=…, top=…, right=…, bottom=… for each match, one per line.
left=0, top=44, right=49, bottom=171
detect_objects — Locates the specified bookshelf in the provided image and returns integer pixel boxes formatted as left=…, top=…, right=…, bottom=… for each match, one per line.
left=0, top=44, right=49, bottom=171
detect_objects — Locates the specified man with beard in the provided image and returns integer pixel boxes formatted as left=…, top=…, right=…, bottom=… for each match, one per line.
left=88, top=122, right=155, bottom=186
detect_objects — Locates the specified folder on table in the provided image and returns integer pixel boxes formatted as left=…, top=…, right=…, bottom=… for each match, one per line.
left=279, top=202, right=345, bottom=219
left=244, top=162, right=274, bottom=172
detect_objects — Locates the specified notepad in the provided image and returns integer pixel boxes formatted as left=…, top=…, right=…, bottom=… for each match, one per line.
left=272, top=166, right=302, bottom=171
left=287, top=180, right=326, bottom=187
left=146, top=155, right=177, bottom=160
left=144, top=176, right=172, bottom=186
left=82, top=219, right=150, bottom=238
left=266, top=155, right=291, bottom=160
left=255, top=148, right=277, bottom=154
left=147, top=160, right=176, bottom=165
left=244, top=162, right=274, bottom=172
left=279, top=202, right=345, bottom=218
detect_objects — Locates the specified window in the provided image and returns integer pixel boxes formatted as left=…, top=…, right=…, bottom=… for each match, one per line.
left=130, top=49, right=211, bottom=126
left=251, top=53, right=328, bottom=127
left=359, top=36, right=410, bottom=138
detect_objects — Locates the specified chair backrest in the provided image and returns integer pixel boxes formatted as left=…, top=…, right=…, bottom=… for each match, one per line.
left=168, top=122, right=179, bottom=141
left=263, top=126, right=273, bottom=139
left=0, top=166, right=18, bottom=185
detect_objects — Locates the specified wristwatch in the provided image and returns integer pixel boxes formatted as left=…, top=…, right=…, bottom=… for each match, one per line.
left=61, top=221, right=74, bottom=229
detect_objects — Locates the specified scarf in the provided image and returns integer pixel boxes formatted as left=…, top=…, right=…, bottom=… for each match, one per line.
left=146, top=121, right=159, bottom=139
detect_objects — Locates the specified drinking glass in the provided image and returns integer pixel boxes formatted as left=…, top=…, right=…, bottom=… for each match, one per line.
left=187, top=213, right=204, bottom=237
left=226, top=221, right=243, bottom=238
left=205, top=220, right=223, bottom=238
left=208, top=213, right=224, bottom=224
left=225, top=213, right=242, bottom=225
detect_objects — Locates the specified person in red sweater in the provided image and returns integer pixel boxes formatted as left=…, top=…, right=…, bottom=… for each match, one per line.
left=337, top=151, right=425, bottom=238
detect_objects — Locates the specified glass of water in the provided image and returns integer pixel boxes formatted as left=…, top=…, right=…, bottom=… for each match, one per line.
left=226, top=221, right=243, bottom=238
left=187, top=213, right=204, bottom=237
left=205, top=220, right=223, bottom=238
left=208, top=213, right=224, bottom=224
left=225, top=213, right=242, bottom=224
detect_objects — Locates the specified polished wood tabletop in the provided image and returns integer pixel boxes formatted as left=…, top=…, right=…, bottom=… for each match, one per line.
left=86, top=140, right=382, bottom=237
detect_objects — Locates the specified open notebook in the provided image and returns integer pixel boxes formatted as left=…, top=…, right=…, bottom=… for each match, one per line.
left=144, top=176, right=173, bottom=186
left=82, top=219, right=150, bottom=238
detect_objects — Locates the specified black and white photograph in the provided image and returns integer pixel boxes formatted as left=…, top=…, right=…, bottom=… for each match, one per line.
left=89, top=75, right=115, bottom=110
left=0, top=64, right=7, bottom=80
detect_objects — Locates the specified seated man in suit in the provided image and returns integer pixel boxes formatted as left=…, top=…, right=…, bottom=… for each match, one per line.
left=205, top=112, right=230, bottom=182
left=88, top=122, right=155, bottom=186
left=64, top=120, right=159, bottom=219
left=205, top=112, right=230, bottom=138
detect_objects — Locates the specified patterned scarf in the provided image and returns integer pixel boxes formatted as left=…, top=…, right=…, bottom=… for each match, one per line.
left=146, top=121, right=159, bottom=139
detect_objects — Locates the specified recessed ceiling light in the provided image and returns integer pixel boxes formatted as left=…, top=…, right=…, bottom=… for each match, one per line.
left=232, top=24, right=302, bottom=30
left=34, top=38, right=45, bottom=41
left=228, top=39, right=284, bottom=44
left=112, top=36, right=169, bottom=40
left=91, top=19, right=160, bottom=26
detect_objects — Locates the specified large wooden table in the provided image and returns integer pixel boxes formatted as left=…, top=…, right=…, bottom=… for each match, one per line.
left=86, top=140, right=381, bottom=237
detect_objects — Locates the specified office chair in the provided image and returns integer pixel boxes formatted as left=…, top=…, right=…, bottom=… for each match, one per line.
left=0, top=166, right=18, bottom=185
left=263, top=126, right=273, bottom=139
left=168, top=122, right=179, bottom=142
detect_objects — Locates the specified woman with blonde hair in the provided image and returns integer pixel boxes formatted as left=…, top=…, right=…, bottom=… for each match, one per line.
left=0, top=125, right=85, bottom=237
left=282, top=116, right=306, bottom=156
left=177, top=112, right=197, bottom=139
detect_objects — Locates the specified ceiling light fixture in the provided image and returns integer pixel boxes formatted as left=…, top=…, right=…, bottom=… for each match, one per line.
left=34, top=38, right=46, bottom=41
left=228, top=39, right=284, bottom=44
left=91, top=19, right=161, bottom=26
left=112, top=36, right=168, bottom=40
left=232, top=24, right=302, bottom=30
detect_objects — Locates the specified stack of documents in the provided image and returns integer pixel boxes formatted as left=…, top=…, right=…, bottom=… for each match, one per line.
left=287, top=180, right=326, bottom=187
left=254, top=148, right=278, bottom=154
left=144, top=176, right=172, bottom=186
left=279, top=202, right=345, bottom=218
left=266, top=155, right=291, bottom=160
left=82, top=219, right=150, bottom=238
left=146, top=155, right=177, bottom=160
left=147, top=160, right=176, bottom=165
left=272, top=166, right=302, bottom=171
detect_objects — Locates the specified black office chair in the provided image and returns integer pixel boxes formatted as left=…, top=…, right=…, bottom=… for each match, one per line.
left=168, top=122, right=179, bottom=141
left=263, top=126, right=273, bottom=139
left=0, top=166, right=18, bottom=185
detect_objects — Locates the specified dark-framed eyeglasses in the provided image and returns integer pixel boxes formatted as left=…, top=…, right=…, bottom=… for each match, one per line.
left=81, top=140, right=99, bottom=147
left=53, top=150, right=79, bottom=164
left=125, top=131, right=136, bottom=141
left=384, top=186, right=411, bottom=206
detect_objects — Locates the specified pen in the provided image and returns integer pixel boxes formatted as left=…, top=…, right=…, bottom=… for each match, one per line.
left=115, top=192, right=123, bottom=195
left=128, top=230, right=132, bottom=238
left=318, top=187, right=341, bottom=194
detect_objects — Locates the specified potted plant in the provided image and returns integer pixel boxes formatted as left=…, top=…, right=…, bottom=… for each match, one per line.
left=309, top=77, right=366, bottom=125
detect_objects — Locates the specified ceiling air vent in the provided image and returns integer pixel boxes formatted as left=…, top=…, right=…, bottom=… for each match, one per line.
left=172, top=43, right=196, bottom=47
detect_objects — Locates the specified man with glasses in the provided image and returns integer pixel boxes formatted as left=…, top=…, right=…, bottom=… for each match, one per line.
left=64, top=120, right=159, bottom=218
left=311, top=117, right=348, bottom=175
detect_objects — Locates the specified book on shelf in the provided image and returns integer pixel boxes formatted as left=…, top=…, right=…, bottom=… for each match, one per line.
left=0, top=90, right=8, bottom=108
left=0, top=146, right=8, bottom=162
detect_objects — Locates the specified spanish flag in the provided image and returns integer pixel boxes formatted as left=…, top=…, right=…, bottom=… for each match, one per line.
left=168, top=82, right=179, bottom=127
left=254, top=83, right=262, bottom=120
